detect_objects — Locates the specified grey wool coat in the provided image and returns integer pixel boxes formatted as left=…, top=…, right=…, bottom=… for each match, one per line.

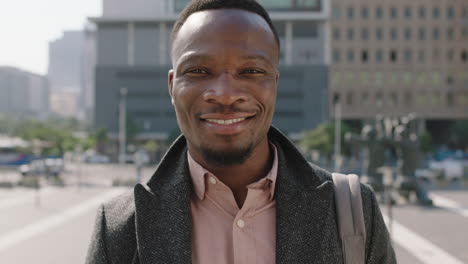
left=85, top=127, right=396, bottom=264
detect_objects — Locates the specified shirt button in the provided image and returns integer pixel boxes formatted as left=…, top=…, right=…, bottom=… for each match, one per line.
left=237, top=219, right=245, bottom=228
left=209, top=177, right=217, bottom=185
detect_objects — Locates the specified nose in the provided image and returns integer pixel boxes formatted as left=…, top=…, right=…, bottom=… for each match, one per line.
left=203, top=73, right=248, bottom=106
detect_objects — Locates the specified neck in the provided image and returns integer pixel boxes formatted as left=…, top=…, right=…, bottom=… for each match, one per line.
left=190, top=139, right=273, bottom=207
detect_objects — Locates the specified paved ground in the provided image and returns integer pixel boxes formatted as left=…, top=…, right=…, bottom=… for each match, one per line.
left=0, top=163, right=467, bottom=264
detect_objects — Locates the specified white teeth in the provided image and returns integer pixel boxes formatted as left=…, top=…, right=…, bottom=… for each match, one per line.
left=206, top=118, right=246, bottom=125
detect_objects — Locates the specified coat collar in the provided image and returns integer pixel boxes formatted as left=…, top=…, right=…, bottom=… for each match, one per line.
left=133, top=127, right=337, bottom=264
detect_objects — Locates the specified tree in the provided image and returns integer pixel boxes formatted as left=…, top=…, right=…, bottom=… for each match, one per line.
left=93, top=127, right=108, bottom=153
left=143, top=140, right=160, bottom=162
left=419, top=131, right=433, bottom=153
left=451, top=120, right=468, bottom=149
left=126, top=114, right=141, bottom=142
left=300, top=121, right=354, bottom=165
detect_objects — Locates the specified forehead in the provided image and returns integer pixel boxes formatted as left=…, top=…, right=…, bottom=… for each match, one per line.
left=172, top=9, right=278, bottom=65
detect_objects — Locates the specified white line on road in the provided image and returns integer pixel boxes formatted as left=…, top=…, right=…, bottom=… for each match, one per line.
left=382, top=214, right=465, bottom=264
left=0, top=188, right=58, bottom=210
left=431, top=194, right=468, bottom=219
left=0, top=188, right=125, bottom=252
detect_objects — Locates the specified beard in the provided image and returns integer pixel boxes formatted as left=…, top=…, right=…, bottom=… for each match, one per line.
left=199, top=141, right=255, bottom=167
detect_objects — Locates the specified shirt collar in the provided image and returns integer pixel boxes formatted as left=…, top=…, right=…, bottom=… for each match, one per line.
left=187, top=144, right=279, bottom=201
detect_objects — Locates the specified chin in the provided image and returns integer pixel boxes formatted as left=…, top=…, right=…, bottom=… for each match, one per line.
left=199, top=143, right=254, bottom=167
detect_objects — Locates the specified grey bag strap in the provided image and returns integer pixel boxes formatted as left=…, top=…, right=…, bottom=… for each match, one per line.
left=332, top=173, right=366, bottom=264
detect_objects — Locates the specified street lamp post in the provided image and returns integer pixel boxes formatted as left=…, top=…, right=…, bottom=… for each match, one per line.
left=334, top=95, right=342, bottom=172
left=119, top=88, right=128, bottom=165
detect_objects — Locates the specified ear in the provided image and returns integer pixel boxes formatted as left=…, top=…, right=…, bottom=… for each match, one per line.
left=168, top=69, right=175, bottom=105
left=275, top=70, right=280, bottom=83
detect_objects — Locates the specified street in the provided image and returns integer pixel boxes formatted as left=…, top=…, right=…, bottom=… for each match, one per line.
left=0, top=163, right=467, bottom=264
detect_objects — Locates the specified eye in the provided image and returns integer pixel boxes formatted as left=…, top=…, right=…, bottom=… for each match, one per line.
left=241, top=68, right=265, bottom=75
left=186, top=68, right=209, bottom=75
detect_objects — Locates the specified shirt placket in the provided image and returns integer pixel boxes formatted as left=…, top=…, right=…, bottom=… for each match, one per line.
left=232, top=187, right=267, bottom=264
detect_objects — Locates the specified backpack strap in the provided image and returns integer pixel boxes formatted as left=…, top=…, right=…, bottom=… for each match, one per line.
left=332, top=173, right=366, bottom=264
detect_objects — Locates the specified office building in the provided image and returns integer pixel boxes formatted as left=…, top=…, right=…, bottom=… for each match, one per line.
left=88, top=0, right=330, bottom=139
left=329, top=0, right=468, bottom=137
left=0, top=67, right=49, bottom=119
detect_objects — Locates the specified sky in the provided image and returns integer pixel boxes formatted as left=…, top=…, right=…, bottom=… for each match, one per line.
left=0, top=0, right=102, bottom=75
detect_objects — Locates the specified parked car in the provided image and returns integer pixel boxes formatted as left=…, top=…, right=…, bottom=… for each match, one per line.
left=83, top=154, right=111, bottom=164
left=428, top=158, right=467, bottom=181
left=19, top=158, right=64, bottom=177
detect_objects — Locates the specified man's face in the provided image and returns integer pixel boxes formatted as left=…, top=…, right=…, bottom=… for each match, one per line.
left=169, top=9, right=279, bottom=166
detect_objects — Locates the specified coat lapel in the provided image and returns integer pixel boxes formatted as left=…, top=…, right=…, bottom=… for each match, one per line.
left=132, top=128, right=341, bottom=263
left=133, top=136, right=192, bottom=264
left=270, top=128, right=341, bottom=263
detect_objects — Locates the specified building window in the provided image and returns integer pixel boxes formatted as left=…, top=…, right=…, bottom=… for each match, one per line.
left=348, top=7, right=354, bottom=19
left=404, top=28, right=412, bottom=40
left=418, top=50, right=425, bottom=63
left=376, top=7, right=383, bottom=19
left=463, top=8, right=468, bottom=19
left=375, top=92, right=384, bottom=107
left=361, top=92, right=369, bottom=105
left=447, top=49, right=454, bottom=62
left=417, top=72, right=426, bottom=85
left=447, top=28, right=454, bottom=40
left=390, top=7, right=398, bottom=19
left=419, top=28, right=426, bottom=40
left=463, top=28, right=468, bottom=39
left=332, top=7, right=341, bottom=19
left=347, top=49, right=355, bottom=62
left=333, top=49, right=341, bottom=62
left=346, top=92, right=353, bottom=105
left=361, top=28, right=369, bottom=40
left=376, top=49, right=384, bottom=63
left=347, top=28, right=354, bottom=40
left=404, top=92, right=412, bottom=105
left=405, top=7, right=412, bottom=18
left=419, top=7, right=425, bottom=18
left=404, top=49, right=412, bottom=62
left=361, top=7, right=369, bottom=19
left=447, top=92, right=454, bottom=106
left=390, top=50, right=398, bottom=62
left=447, top=75, right=454, bottom=85
left=390, top=28, right=398, bottom=40
left=447, top=7, right=454, bottom=19
left=376, top=28, right=383, bottom=40
left=433, top=49, right=440, bottom=62
left=462, top=51, right=467, bottom=62
left=362, top=50, right=368, bottom=62
left=333, top=28, right=341, bottom=40
left=403, top=72, right=412, bottom=84
left=433, top=28, right=440, bottom=40
left=390, top=92, right=398, bottom=106
left=432, top=71, right=442, bottom=85
left=375, top=72, right=384, bottom=86
left=331, top=72, right=341, bottom=85
left=433, top=7, right=440, bottom=19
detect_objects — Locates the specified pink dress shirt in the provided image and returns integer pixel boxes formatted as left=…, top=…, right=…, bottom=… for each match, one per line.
left=187, top=145, right=278, bottom=264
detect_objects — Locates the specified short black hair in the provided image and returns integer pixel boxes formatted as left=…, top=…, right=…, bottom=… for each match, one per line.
left=171, top=0, right=280, bottom=53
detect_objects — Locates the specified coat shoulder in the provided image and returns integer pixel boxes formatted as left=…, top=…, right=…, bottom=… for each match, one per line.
left=102, top=189, right=136, bottom=232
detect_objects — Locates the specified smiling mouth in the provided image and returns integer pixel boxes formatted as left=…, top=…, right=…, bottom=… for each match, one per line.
left=205, top=118, right=246, bottom=125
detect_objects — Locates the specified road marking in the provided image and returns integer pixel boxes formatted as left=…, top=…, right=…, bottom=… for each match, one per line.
left=382, top=214, right=465, bottom=264
left=431, top=194, right=468, bottom=219
left=0, top=188, right=58, bottom=210
left=0, top=188, right=125, bottom=252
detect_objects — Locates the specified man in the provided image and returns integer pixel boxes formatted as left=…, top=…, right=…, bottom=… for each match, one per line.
left=86, top=0, right=396, bottom=263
